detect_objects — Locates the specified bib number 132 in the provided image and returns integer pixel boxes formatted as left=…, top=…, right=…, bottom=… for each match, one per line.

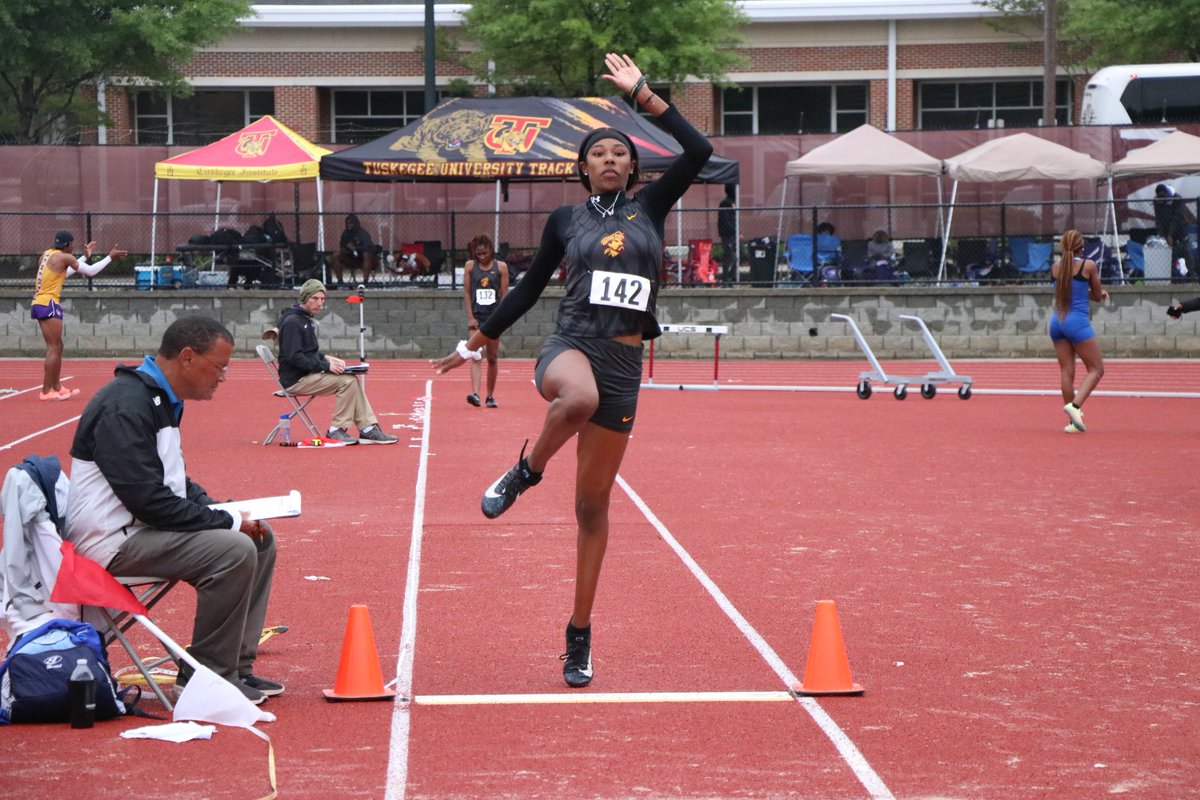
left=588, top=270, right=650, bottom=312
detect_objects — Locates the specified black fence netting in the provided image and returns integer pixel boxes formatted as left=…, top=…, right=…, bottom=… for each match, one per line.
left=2, top=195, right=1197, bottom=291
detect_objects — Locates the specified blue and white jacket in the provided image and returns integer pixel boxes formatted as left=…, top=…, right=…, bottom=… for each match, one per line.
left=65, top=363, right=236, bottom=568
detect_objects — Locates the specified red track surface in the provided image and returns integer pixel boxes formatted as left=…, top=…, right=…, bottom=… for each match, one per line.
left=1, top=356, right=1198, bottom=799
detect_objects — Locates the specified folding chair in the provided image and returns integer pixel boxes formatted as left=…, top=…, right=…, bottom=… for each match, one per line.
left=420, top=240, right=446, bottom=283
left=2, top=457, right=181, bottom=709
left=839, top=239, right=869, bottom=280
left=785, top=234, right=815, bottom=283
left=256, top=342, right=321, bottom=446
left=1019, top=240, right=1053, bottom=278
left=687, top=239, right=716, bottom=284
left=93, top=577, right=179, bottom=710
left=902, top=240, right=935, bottom=279
left=1083, top=237, right=1118, bottom=279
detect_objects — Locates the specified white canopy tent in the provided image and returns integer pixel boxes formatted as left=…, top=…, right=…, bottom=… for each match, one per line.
left=777, top=124, right=945, bottom=251
left=941, top=133, right=1109, bottom=280
left=1108, top=131, right=1200, bottom=271
left=1110, top=130, right=1200, bottom=176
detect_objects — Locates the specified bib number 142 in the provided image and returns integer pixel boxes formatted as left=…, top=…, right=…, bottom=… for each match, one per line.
left=588, top=270, right=650, bottom=312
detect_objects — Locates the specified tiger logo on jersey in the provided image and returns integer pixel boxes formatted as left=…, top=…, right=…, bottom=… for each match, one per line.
left=479, top=276, right=490, bottom=288
left=601, top=231, right=626, bottom=257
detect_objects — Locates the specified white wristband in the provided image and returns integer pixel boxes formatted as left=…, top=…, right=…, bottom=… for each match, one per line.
left=456, top=339, right=482, bottom=361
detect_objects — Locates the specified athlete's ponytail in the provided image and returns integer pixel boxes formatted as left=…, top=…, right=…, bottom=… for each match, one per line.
left=1054, top=229, right=1084, bottom=318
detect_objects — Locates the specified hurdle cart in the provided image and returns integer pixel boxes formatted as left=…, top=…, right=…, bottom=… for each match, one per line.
left=830, top=313, right=972, bottom=400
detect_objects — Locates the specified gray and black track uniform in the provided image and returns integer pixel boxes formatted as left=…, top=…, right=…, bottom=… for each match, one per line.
left=480, top=105, right=712, bottom=432
left=469, top=262, right=503, bottom=325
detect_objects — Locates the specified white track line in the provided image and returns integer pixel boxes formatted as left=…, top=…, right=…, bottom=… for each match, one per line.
left=384, top=380, right=432, bottom=800
left=617, top=475, right=895, bottom=800
left=0, top=416, right=82, bottom=451
left=415, top=691, right=794, bottom=705
left=643, top=382, right=1200, bottom=398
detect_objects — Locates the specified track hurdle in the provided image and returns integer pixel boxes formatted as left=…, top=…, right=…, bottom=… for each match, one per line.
left=644, top=324, right=728, bottom=391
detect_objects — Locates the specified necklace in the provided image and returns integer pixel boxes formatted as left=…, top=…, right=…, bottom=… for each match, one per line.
left=590, top=194, right=619, bottom=217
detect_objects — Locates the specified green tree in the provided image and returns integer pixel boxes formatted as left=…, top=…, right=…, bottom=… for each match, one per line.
left=455, top=0, right=747, bottom=97
left=1061, top=0, right=1200, bottom=65
left=0, top=0, right=252, bottom=143
left=982, top=0, right=1200, bottom=68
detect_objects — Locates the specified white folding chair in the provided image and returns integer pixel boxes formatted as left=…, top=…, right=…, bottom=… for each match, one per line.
left=256, top=342, right=321, bottom=445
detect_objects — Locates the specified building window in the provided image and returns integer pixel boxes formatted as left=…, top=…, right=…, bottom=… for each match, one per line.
left=721, top=85, right=868, bottom=134
left=332, top=90, right=428, bottom=144
left=919, top=79, right=1071, bottom=129
left=134, top=90, right=274, bottom=145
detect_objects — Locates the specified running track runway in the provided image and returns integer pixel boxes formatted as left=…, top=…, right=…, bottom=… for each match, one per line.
left=1, top=356, right=1197, bottom=799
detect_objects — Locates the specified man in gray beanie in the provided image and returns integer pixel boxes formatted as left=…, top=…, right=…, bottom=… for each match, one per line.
left=274, top=280, right=397, bottom=444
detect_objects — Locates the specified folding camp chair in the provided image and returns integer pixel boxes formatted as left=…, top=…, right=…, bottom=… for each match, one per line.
left=94, top=577, right=179, bottom=710
left=902, top=240, right=935, bottom=279
left=2, top=456, right=180, bottom=709
left=839, top=239, right=870, bottom=281
left=785, top=234, right=815, bottom=283
left=256, top=342, right=321, bottom=446
left=1016, top=240, right=1053, bottom=278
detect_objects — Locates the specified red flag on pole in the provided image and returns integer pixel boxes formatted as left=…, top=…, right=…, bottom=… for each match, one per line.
left=50, top=541, right=148, bottom=616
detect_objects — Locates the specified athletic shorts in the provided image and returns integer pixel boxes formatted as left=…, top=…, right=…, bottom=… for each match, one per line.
left=534, top=333, right=643, bottom=433
left=30, top=301, right=63, bottom=321
left=1048, top=311, right=1094, bottom=344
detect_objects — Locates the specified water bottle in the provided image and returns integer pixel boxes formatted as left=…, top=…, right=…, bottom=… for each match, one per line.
left=280, top=413, right=292, bottom=445
left=69, top=658, right=96, bottom=729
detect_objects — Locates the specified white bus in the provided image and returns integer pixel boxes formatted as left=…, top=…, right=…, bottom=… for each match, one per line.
left=1080, top=63, right=1200, bottom=125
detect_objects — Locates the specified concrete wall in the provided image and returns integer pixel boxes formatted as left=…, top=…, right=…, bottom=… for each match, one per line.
left=2, top=285, right=1197, bottom=361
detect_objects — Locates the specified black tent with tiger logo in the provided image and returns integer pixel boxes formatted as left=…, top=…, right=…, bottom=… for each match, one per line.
left=318, top=96, right=738, bottom=185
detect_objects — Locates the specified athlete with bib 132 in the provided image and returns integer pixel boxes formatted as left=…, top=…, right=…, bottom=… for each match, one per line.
left=431, top=52, right=712, bottom=688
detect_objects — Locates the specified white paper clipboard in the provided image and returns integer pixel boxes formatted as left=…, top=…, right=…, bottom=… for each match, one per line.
left=211, top=490, right=302, bottom=521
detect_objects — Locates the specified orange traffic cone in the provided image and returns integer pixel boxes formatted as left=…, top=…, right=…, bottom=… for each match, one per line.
left=323, top=604, right=396, bottom=701
left=794, top=600, right=864, bottom=696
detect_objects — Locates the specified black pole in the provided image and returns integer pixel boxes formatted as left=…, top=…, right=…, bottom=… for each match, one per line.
left=424, top=0, right=436, bottom=111
left=810, top=205, right=820, bottom=286
left=293, top=183, right=302, bottom=244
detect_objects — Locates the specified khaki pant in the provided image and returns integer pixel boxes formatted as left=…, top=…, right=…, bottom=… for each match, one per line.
left=287, top=372, right=376, bottom=433
left=107, top=524, right=276, bottom=681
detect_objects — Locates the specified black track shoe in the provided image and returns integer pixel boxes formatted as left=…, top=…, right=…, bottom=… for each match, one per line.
left=481, top=442, right=542, bottom=519
left=561, top=622, right=593, bottom=688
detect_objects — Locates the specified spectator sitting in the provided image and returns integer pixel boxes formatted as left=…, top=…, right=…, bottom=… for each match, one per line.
left=262, top=213, right=288, bottom=245
left=64, top=316, right=282, bottom=705
left=867, top=229, right=894, bottom=265
left=864, top=228, right=896, bottom=281
left=386, top=249, right=432, bottom=279
left=331, top=214, right=377, bottom=287
left=815, top=220, right=842, bottom=280
left=276, top=279, right=398, bottom=445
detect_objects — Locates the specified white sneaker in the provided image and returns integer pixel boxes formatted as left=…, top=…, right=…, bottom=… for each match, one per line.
left=1063, top=403, right=1085, bottom=432
left=1064, top=424, right=1083, bottom=434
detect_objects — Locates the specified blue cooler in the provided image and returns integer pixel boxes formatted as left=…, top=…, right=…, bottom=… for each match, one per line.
left=156, top=266, right=185, bottom=287
left=134, top=266, right=157, bottom=291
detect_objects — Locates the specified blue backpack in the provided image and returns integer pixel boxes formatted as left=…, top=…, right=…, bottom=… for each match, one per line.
left=0, top=618, right=124, bottom=724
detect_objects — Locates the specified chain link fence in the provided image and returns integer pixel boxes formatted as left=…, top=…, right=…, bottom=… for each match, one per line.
left=2, top=195, right=1197, bottom=291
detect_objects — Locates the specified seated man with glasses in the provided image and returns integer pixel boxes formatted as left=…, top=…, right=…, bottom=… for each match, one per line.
left=65, top=316, right=283, bottom=705
left=275, top=279, right=398, bottom=445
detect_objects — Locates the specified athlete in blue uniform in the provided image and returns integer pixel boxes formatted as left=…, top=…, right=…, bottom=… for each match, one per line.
left=432, top=52, right=712, bottom=688
left=1049, top=229, right=1108, bottom=433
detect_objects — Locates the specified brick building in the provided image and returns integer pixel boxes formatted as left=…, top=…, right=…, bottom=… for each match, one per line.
left=96, top=0, right=1076, bottom=147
